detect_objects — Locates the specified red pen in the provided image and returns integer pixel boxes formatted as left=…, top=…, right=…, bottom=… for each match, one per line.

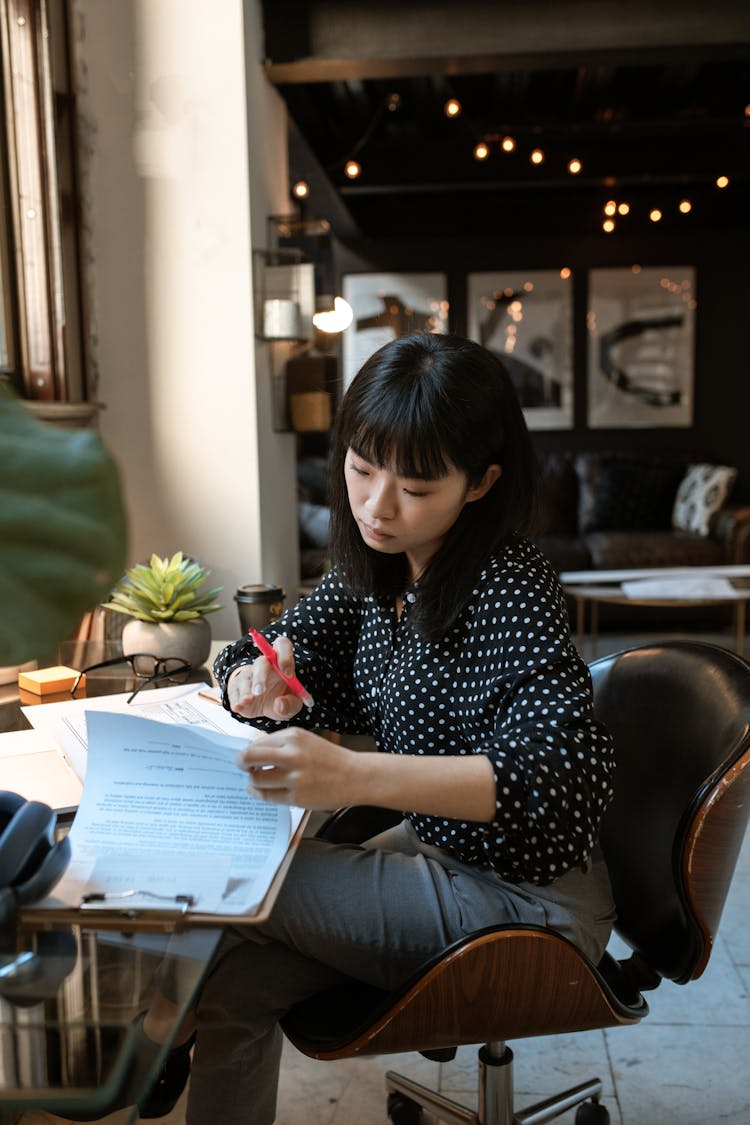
left=248, top=628, right=315, bottom=710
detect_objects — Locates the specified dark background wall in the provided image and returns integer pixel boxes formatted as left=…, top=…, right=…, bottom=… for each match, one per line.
left=335, top=228, right=750, bottom=498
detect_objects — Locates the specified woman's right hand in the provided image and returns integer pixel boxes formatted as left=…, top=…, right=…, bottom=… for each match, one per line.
left=226, top=636, right=303, bottom=721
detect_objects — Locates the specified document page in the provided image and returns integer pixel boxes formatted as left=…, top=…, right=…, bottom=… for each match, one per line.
left=22, top=683, right=250, bottom=784
left=45, top=710, right=303, bottom=917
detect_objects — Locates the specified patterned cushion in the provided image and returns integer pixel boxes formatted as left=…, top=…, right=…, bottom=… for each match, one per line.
left=579, top=456, right=685, bottom=534
left=672, top=464, right=737, bottom=536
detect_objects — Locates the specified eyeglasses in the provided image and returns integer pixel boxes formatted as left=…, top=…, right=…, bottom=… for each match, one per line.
left=70, top=654, right=193, bottom=704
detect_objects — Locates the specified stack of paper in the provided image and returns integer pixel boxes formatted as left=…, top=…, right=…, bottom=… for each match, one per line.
left=620, top=576, right=739, bottom=600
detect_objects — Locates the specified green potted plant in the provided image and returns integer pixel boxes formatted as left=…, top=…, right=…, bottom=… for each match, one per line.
left=103, top=551, right=222, bottom=668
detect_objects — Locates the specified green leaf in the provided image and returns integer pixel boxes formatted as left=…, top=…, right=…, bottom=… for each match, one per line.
left=0, top=385, right=128, bottom=665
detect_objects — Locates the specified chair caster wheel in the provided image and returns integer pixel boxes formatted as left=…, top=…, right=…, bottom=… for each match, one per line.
left=387, top=1090, right=422, bottom=1124
left=575, top=1100, right=610, bottom=1125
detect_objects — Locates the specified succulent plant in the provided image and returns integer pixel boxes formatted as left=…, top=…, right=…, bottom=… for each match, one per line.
left=103, top=551, right=222, bottom=623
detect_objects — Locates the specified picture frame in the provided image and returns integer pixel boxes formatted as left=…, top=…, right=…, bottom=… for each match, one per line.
left=466, top=269, right=574, bottom=430
left=587, top=266, right=696, bottom=429
left=341, top=272, right=449, bottom=388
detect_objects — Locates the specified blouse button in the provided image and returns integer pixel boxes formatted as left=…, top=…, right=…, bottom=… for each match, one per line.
left=406, top=592, right=417, bottom=603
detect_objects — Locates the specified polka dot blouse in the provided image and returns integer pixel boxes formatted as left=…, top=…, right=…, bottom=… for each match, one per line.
left=214, top=539, right=615, bottom=886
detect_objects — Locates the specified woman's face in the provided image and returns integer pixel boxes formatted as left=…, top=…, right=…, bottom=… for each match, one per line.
left=344, top=446, right=500, bottom=579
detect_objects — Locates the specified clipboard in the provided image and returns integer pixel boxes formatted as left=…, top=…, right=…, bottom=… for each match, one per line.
left=19, top=810, right=310, bottom=935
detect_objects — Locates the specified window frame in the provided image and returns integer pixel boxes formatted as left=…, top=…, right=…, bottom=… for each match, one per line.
left=0, top=0, right=87, bottom=403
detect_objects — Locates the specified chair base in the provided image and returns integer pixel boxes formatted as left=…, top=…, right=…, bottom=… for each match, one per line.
left=385, top=1041, right=606, bottom=1125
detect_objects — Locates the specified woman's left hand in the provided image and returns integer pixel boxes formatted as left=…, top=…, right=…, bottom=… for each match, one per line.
left=236, top=727, right=362, bottom=809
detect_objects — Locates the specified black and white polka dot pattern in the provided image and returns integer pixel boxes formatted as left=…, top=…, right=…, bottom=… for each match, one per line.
left=214, top=539, right=615, bottom=886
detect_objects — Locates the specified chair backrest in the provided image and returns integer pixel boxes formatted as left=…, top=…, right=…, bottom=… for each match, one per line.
left=590, top=641, right=750, bottom=985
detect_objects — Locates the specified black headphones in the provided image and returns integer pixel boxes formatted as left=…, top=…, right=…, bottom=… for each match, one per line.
left=0, top=790, right=76, bottom=1004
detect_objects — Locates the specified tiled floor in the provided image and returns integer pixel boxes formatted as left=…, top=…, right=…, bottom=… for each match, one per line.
left=11, top=629, right=750, bottom=1124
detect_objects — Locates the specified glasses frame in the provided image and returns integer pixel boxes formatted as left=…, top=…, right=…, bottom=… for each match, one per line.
left=70, top=654, right=193, bottom=704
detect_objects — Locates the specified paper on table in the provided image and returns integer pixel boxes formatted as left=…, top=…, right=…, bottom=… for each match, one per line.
left=43, top=710, right=303, bottom=917
left=0, top=729, right=83, bottom=813
left=21, top=683, right=250, bottom=784
left=620, top=576, right=739, bottom=600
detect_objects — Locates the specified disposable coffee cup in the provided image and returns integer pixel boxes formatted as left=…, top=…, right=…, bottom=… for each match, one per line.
left=234, top=584, right=285, bottom=634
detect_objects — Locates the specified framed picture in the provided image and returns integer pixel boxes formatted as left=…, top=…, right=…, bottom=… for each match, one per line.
left=587, top=266, right=696, bottom=429
left=341, top=272, right=449, bottom=388
left=467, top=269, right=574, bottom=430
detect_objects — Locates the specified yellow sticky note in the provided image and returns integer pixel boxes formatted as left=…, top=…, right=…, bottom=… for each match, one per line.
left=17, top=665, right=84, bottom=695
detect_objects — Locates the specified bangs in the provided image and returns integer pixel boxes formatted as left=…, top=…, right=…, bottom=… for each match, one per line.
left=349, top=419, right=452, bottom=480
left=345, top=368, right=457, bottom=479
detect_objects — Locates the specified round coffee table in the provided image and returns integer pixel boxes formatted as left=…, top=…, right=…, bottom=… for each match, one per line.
left=563, top=577, right=750, bottom=658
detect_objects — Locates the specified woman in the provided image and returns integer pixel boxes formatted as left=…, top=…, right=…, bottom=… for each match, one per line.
left=170, top=333, right=614, bottom=1124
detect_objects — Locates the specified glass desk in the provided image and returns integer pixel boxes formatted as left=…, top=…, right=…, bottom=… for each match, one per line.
left=0, top=639, right=219, bottom=1119
left=0, top=923, right=221, bottom=1121
left=1, top=640, right=213, bottom=737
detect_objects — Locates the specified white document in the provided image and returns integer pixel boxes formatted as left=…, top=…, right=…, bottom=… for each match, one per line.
left=0, top=728, right=83, bottom=814
left=21, top=682, right=250, bottom=784
left=620, top=576, right=739, bottom=600
left=44, top=710, right=303, bottom=917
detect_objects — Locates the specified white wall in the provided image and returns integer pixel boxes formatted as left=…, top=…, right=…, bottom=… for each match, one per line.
left=72, top=0, right=299, bottom=642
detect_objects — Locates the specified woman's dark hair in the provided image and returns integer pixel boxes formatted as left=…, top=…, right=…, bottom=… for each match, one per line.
left=328, top=332, right=540, bottom=640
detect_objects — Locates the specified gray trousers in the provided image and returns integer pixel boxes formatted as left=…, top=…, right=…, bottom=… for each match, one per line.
left=185, top=821, right=615, bottom=1125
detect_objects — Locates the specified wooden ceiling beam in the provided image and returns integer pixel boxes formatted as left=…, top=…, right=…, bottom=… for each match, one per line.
left=262, top=0, right=750, bottom=85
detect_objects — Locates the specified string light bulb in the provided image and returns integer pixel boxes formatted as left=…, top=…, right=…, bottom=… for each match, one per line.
left=716, top=175, right=730, bottom=188
left=679, top=199, right=692, bottom=214
left=501, top=135, right=516, bottom=153
left=473, top=141, right=489, bottom=161
left=602, top=219, right=616, bottom=233
left=530, top=148, right=545, bottom=165
left=603, top=200, right=617, bottom=216
left=444, top=98, right=461, bottom=118
left=344, top=160, right=361, bottom=180
left=567, top=158, right=582, bottom=175
left=649, top=208, right=662, bottom=222
left=292, top=180, right=309, bottom=199
left=386, top=92, right=401, bottom=112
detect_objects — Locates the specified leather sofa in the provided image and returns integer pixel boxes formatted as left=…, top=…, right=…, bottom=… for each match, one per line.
left=534, top=450, right=750, bottom=574
left=296, top=449, right=750, bottom=583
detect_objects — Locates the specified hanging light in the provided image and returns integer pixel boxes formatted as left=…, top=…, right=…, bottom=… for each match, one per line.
left=292, top=180, right=309, bottom=199
left=312, top=296, right=354, bottom=334
left=530, top=148, right=545, bottom=165
left=602, top=218, right=616, bottom=233
left=649, top=208, right=662, bottom=222
left=501, top=135, right=516, bottom=153
left=444, top=98, right=462, bottom=118
left=617, top=202, right=630, bottom=215
left=716, top=175, right=730, bottom=189
left=567, top=158, right=582, bottom=175
left=473, top=141, right=489, bottom=161
left=344, top=160, right=361, bottom=180
left=679, top=199, right=692, bottom=214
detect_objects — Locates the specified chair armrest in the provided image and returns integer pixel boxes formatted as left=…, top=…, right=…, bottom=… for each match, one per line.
left=710, top=505, right=750, bottom=563
left=316, top=806, right=402, bottom=844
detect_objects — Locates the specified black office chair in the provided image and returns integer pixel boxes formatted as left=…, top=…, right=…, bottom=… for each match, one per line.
left=281, top=641, right=750, bottom=1125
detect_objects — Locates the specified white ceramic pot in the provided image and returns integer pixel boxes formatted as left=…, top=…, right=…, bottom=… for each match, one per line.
left=121, top=617, right=212, bottom=669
